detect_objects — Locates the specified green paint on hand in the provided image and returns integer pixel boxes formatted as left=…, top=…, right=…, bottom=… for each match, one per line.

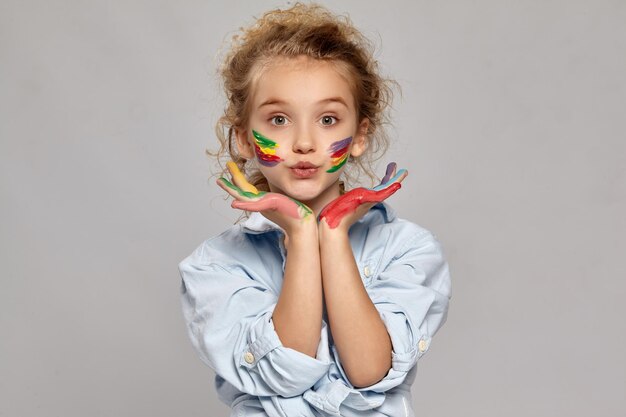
left=219, top=177, right=266, bottom=199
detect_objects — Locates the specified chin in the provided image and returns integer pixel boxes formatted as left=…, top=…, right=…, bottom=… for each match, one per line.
left=268, top=176, right=340, bottom=203
left=285, top=188, right=321, bottom=203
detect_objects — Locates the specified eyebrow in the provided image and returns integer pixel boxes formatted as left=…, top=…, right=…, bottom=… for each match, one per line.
left=318, top=97, right=349, bottom=108
left=258, top=99, right=287, bottom=109
left=258, top=97, right=349, bottom=109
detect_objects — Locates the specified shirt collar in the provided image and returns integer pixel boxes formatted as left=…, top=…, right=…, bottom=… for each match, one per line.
left=240, top=201, right=397, bottom=234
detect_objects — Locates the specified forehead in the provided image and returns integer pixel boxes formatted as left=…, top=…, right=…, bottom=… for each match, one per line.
left=251, top=56, right=356, bottom=110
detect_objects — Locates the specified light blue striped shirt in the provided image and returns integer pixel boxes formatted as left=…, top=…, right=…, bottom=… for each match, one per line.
left=178, top=202, right=452, bottom=416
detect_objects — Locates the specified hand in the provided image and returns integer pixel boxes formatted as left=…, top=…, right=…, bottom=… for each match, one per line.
left=217, top=162, right=315, bottom=235
left=318, top=162, right=408, bottom=231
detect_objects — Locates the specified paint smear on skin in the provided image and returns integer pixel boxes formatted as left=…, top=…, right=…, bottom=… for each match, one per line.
left=372, top=168, right=407, bottom=191
left=218, top=177, right=265, bottom=199
left=318, top=163, right=407, bottom=228
left=289, top=197, right=313, bottom=218
left=218, top=163, right=313, bottom=219
left=252, top=130, right=284, bottom=167
left=318, top=183, right=402, bottom=228
left=379, top=162, right=397, bottom=185
left=326, top=136, right=352, bottom=173
left=226, top=161, right=259, bottom=194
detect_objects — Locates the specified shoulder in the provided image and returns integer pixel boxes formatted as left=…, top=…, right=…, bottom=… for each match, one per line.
left=353, top=203, right=451, bottom=296
left=178, top=223, right=278, bottom=271
left=349, top=203, right=448, bottom=280
left=354, top=202, right=441, bottom=251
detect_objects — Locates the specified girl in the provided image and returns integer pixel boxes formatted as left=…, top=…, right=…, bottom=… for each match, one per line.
left=178, top=3, right=452, bottom=416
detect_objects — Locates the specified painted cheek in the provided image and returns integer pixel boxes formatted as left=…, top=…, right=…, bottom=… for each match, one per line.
left=326, top=136, right=352, bottom=173
left=252, top=129, right=284, bottom=167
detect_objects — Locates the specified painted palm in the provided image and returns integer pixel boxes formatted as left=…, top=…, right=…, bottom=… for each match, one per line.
left=217, top=161, right=313, bottom=220
left=318, top=162, right=408, bottom=228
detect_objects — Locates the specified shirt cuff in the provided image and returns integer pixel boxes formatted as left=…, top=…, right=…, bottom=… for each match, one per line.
left=238, top=303, right=333, bottom=397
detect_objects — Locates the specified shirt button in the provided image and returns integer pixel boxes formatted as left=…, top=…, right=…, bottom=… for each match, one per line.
left=363, top=266, right=371, bottom=277
left=418, top=339, right=428, bottom=353
left=244, top=351, right=255, bottom=364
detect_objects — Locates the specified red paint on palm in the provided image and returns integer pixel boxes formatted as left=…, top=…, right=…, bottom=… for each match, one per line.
left=319, top=183, right=402, bottom=228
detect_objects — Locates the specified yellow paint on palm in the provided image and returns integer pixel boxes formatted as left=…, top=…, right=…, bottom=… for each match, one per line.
left=226, top=161, right=259, bottom=194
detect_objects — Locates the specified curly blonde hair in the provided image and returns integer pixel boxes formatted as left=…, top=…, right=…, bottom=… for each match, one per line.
left=209, top=2, right=398, bottom=192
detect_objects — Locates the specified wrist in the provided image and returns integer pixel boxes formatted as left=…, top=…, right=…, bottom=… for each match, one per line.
left=284, top=220, right=319, bottom=248
left=318, top=219, right=350, bottom=244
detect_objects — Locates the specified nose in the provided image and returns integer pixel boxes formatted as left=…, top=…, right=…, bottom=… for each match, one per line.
left=292, top=126, right=316, bottom=154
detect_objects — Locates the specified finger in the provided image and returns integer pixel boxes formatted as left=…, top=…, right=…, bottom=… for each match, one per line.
left=319, top=178, right=405, bottom=229
left=232, top=199, right=277, bottom=213
left=392, top=169, right=408, bottom=184
left=367, top=182, right=402, bottom=202
left=226, top=161, right=259, bottom=194
left=290, top=197, right=314, bottom=219
left=216, top=177, right=260, bottom=201
left=232, top=194, right=304, bottom=219
left=372, top=168, right=408, bottom=191
left=379, top=162, right=397, bottom=186
left=318, top=189, right=364, bottom=228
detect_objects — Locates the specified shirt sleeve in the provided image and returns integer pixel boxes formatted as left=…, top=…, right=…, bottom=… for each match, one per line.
left=336, top=230, right=452, bottom=395
left=178, top=245, right=333, bottom=398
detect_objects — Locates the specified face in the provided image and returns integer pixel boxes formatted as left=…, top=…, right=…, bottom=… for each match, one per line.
left=235, top=56, right=369, bottom=211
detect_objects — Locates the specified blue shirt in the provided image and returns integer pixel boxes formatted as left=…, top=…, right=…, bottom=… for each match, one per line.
left=178, top=202, right=452, bottom=417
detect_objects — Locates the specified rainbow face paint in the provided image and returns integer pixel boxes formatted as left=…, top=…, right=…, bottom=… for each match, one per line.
left=326, top=137, right=352, bottom=173
left=252, top=130, right=284, bottom=167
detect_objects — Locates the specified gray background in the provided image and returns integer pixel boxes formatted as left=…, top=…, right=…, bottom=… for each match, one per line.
left=1, top=0, right=624, bottom=416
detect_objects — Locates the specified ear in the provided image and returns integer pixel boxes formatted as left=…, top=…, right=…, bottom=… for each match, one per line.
left=234, top=127, right=254, bottom=159
left=350, top=118, right=369, bottom=158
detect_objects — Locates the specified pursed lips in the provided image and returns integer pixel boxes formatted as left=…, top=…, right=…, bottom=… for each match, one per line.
left=290, top=161, right=319, bottom=178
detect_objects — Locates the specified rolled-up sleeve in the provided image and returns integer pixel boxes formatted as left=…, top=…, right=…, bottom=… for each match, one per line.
left=337, top=230, right=452, bottom=395
left=178, top=246, right=333, bottom=398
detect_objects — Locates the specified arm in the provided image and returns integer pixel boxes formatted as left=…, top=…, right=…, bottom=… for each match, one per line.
left=217, top=161, right=323, bottom=358
left=319, top=227, right=392, bottom=388
left=334, top=230, right=452, bottom=395
left=179, top=243, right=331, bottom=398
left=272, top=220, right=323, bottom=358
left=318, top=163, right=408, bottom=387
left=299, top=229, right=451, bottom=414
left=182, top=161, right=326, bottom=397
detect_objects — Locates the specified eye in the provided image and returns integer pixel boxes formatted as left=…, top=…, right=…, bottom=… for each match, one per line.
left=270, top=115, right=288, bottom=126
left=320, top=115, right=338, bottom=126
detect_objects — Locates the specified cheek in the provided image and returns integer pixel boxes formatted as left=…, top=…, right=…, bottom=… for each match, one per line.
left=252, top=129, right=284, bottom=167
left=326, top=136, right=353, bottom=173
